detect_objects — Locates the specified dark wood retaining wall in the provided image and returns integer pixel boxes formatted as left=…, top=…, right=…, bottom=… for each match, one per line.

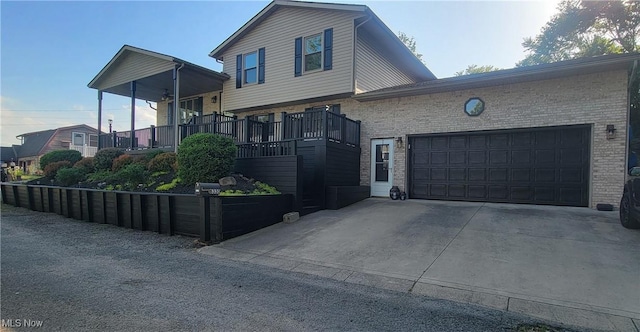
left=1, top=184, right=293, bottom=243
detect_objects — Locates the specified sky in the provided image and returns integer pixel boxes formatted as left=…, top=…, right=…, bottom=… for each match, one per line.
left=0, top=0, right=560, bottom=146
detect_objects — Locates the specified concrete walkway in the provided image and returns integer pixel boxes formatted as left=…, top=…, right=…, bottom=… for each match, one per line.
left=199, top=198, right=640, bottom=331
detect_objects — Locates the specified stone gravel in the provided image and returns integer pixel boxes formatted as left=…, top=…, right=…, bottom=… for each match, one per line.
left=0, top=204, right=586, bottom=331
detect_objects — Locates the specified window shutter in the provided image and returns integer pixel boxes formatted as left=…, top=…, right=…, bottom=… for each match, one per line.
left=236, top=54, right=242, bottom=88
left=323, top=28, right=333, bottom=71
left=258, top=48, right=265, bottom=84
left=294, top=37, right=302, bottom=77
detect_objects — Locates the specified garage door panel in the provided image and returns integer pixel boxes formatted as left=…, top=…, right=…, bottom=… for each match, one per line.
left=489, top=168, right=508, bottom=181
left=449, top=168, right=466, bottom=181
left=534, top=187, right=556, bottom=202
left=450, top=136, right=467, bottom=149
left=534, top=169, right=556, bottom=182
left=469, top=136, right=486, bottom=148
left=511, top=168, right=531, bottom=182
left=448, top=185, right=466, bottom=197
left=534, top=149, right=556, bottom=164
left=490, top=134, right=509, bottom=147
left=432, top=137, right=448, bottom=150
left=468, top=185, right=487, bottom=199
left=489, top=185, right=509, bottom=199
left=431, top=152, right=447, bottom=164
left=449, top=152, right=466, bottom=164
left=431, top=169, right=447, bottom=180
left=468, top=169, right=486, bottom=181
left=490, top=150, right=509, bottom=164
left=512, top=150, right=531, bottom=164
left=409, top=125, right=590, bottom=206
left=469, top=151, right=486, bottom=164
left=512, top=132, right=532, bottom=146
left=430, top=185, right=446, bottom=197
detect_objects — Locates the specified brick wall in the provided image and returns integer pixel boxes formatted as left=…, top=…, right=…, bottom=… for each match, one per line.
left=225, top=69, right=629, bottom=208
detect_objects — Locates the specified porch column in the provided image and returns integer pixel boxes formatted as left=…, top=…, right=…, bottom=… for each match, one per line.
left=97, top=90, right=103, bottom=149
left=130, top=81, right=136, bottom=150
left=173, top=64, right=183, bottom=152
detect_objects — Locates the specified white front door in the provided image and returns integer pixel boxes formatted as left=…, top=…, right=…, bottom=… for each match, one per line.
left=371, top=139, right=394, bottom=197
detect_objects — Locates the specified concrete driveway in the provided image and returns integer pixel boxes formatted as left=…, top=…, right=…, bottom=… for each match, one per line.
left=200, top=198, right=640, bottom=331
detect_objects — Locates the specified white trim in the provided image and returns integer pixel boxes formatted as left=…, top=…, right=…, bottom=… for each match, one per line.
left=370, top=138, right=394, bottom=197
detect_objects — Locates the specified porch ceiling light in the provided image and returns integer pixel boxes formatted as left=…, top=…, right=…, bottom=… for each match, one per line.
left=161, top=89, right=173, bottom=101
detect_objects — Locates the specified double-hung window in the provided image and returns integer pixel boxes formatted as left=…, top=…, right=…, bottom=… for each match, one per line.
left=236, top=48, right=265, bottom=88
left=295, top=28, right=332, bottom=76
left=304, top=34, right=322, bottom=72
left=244, top=51, right=257, bottom=84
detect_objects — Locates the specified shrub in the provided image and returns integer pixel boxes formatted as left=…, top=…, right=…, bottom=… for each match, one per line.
left=43, top=160, right=72, bottom=178
left=114, top=163, right=147, bottom=189
left=73, top=157, right=94, bottom=174
left=111, top=154, right=133, bottom=172
left=148, top=152, right=177, bottom=173
left=56, top=167, right=86, bottom=186
left=144, top=149, right=165, bottom=163
left=40, top=150, right=82, bottom=170
left=93, top=147, right=124, bottom=171
left=156, top=177, right=181, bottom=191
left=177, top=133, right=236, bottom=185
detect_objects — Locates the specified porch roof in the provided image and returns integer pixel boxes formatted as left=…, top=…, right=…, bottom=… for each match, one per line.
left=88, top=45, right=229, bottom=102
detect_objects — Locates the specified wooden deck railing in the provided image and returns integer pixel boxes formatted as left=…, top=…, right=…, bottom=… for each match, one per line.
left=98, top=110, right=360, bottom=155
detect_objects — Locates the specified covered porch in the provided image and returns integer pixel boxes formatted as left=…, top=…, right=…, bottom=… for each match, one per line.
left=87, top=45, right=229, bottom=152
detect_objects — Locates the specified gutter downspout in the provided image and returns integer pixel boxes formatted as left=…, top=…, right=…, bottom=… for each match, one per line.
left=627, top=59, right=638, bottom=178
left=352, top=15, right=372, bottom=93
left=173, top=63, right=185, bottom=153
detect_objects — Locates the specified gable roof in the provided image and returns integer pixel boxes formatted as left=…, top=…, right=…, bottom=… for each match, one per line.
left=88, top=45, right=229, bottom=101
left=16, top=124, right=98, bottom=158
left=354, top=53, right=640, bottom=101
left=0, top=146, right=19, bottom=164
left=16, top=129, right=56, bottom=158
left=209, top=0, right=435, bottom=81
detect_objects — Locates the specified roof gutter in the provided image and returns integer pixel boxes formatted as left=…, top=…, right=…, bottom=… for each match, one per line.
left=352, top=14, right=372, bottom=93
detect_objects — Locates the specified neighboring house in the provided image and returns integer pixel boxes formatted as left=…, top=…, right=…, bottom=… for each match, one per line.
left=88, top=0, right=639, bottom=210
left=14, top=125, right=98, bottom=173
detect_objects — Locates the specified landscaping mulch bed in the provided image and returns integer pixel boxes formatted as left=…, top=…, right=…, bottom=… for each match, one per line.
left=26, top=173, right=259, bottom=195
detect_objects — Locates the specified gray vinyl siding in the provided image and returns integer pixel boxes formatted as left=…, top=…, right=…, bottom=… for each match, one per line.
left=355, top=31, right=414, bottom=93
left=94, top=52, right=175, bottom=90
left=221, top=7, right=364, bottom=111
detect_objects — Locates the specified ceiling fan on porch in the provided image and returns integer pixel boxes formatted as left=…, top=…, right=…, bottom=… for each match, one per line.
left=161, top=89, right=173, bottom=101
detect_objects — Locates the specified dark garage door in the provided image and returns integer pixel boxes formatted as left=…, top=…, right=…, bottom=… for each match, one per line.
left=409, top=125, right=590, bottom=206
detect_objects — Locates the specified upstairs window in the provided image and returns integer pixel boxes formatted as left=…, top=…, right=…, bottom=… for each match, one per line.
left=244, top=51, right=257, bottom=84
left=304, top=34, right=322, bottom=72
left=295, top=28, right=333, bottom=77
left=236, top=48, right=265, bottom=88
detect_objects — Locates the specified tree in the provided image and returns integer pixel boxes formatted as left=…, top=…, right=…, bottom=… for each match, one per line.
left=454, top=64, right=501, bottom=76
left=518, top=0, right=639, bottom=67
left=397, top=31, right=424, bottom=62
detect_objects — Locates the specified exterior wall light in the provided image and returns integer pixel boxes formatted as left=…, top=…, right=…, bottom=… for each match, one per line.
left=211, top=96, right=218, bottom=104
left=606, top=124, right=616, bottom=139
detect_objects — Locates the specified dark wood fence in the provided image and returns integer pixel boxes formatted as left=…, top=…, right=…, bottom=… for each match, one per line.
left=1, top=183, right=292, bottom=243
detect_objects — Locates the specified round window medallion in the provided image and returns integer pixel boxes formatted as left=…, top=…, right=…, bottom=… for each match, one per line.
left=464, top=98, right=484, bottom=116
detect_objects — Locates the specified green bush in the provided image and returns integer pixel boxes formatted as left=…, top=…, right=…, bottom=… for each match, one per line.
left=144, top=149, right=165, bottom=163
left=94, top=147, right=124, bottom=171
left=177, top=133, right=236, bottom=185
left=56, top=167, right=86, bottom=186
left=148, top=152, right=177, bottom=173
left=156, top=177, right=181, bottom=191
left=87, top=170, right=112, bottom=182
left=73, top=157, right=94, bottom=174
left=43, top=160, right=72, bottom=178
left=114, top=163, right=147, bottom=189
left=111, top=154, right=133, bottom=172
left=40, top=150, right=82, bottom=171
